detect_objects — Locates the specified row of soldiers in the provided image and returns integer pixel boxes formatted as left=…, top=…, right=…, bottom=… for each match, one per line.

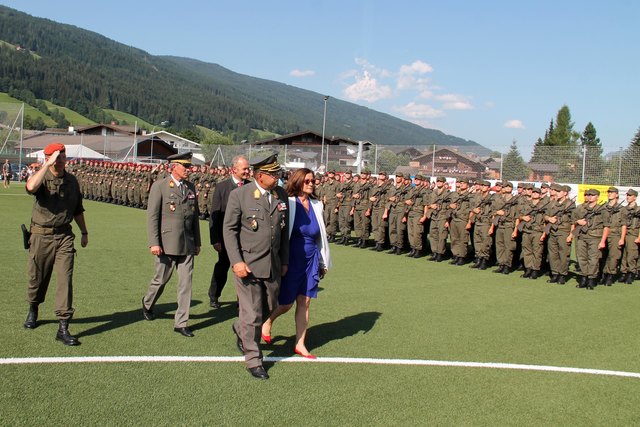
left=316, top=170, right=640, bottom=289
left=66, top=160, right=235, bottom=219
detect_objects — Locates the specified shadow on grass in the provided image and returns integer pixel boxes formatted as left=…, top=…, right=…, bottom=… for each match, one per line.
left=73, top=299, right=238, bottom=338
left=267, top=311, right=382, bottom=357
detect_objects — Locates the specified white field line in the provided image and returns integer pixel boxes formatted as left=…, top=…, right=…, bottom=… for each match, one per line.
left=1, top=355, right=639, bottom=379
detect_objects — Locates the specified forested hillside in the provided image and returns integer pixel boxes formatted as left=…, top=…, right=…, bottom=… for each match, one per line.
left=0, top=5, right=485, bottom=151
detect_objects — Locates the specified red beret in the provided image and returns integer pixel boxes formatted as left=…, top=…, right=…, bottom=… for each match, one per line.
left=43, top=143, right=65, bottom=156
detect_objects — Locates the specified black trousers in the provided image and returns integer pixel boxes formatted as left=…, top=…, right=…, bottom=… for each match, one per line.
left=209, top=246, right=230, bottom=300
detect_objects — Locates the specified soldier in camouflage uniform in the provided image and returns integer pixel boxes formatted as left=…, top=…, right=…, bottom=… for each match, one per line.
left=620, top=189, right=640, bottom=284
left=569, top=189, right=610, bottom=289
left=515, top=187, right=547, bottom=279
left=427, top=176, right=451, bottom=262
left=336, top=171, right=355, bottom=245
left=468, top=180, right=497, bottom=270
left=368, top=172, right=389, bottom=252
left=600, top=187, right=626, bottom=285
left=491, top=181, right=519, bottom=274
left=404, top=175, right=428, bottom=258
left=446, top=178, right=473, bottom=265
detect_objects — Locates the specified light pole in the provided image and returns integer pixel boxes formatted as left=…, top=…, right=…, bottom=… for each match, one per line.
left=321, top=96, right=329, bottom=171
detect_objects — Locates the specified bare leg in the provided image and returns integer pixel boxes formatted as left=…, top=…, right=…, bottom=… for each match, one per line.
left=261, top=303, right=293, bottom=338
left=294, top=295, right=312, bottom=355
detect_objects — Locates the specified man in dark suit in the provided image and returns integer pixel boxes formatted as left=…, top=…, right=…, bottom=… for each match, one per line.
left=142, top=152, right=201, bottom=337
left=223, top=153, right=289, bottom=380
left=207, top=155, right=250, bottom=308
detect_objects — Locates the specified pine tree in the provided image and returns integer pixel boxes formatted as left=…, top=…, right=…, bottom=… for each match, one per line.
left=580, top=122, right=605, bottom=183
left=630, top=127, right=640, bottom=147
left=502, top=140, right=529, bottom=181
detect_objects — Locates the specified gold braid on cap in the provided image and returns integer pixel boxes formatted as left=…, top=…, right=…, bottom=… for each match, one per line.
left=171, top=159, right=192, bottom=166
left=256, top=161, right=281, bottom=173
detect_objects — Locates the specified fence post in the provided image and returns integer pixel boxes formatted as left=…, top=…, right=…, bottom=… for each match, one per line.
left=581, top=145, right=586, bottom=184
left=617, top=147, right=623, bottom=186
left=499, top=152, right=503, bottom=180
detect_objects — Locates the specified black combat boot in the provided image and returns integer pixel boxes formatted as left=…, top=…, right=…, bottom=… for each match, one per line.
left=56, top=320, right=80, bottom=346
left=529, top=270, right=540, bottom=280
left=618, top=274, right=626, bottom=283
left=24, top=304, right=38, bottom=329
left=576, top=276, right=587, bottom=288
left=470, top=258, right=481, bottom=269
left=625, top=272, right=635, bottom=284
left=521, top=268, right=532, bottom=279
left=557, top=275, right=566, bottom=285
left=407, top=249, right=416, bottom=257
left=605, top=274, right=614, bottom=286
left=587, top=278, right=597, bottom=290
left=435, top=253, right=444, bottom=262
left=478, top=258, right=488, bottom=270
left=547, top=274, right=558, bottom=283
left=413, top=250, right=422, bottom=258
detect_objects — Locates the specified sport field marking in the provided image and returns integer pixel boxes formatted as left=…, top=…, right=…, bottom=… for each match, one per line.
left=1, top=356, right=640, bottom=379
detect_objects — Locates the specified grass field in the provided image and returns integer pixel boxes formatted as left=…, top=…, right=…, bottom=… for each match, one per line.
left=42, top=100, right=95, bottom=127
left=0, top=93, right=56, bottom=127
left=103, top=109, right=155, bottom=130
left=2, top=183, right=640, bottom=425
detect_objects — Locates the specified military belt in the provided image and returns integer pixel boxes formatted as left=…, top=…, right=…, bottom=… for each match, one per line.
left=30, top=223, right=72, bottom=235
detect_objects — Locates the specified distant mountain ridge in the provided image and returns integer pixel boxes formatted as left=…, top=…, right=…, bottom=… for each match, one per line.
left=0, top=5, right=489, bottom=154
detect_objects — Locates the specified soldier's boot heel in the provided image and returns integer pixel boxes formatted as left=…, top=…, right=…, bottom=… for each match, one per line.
left=24, top=304, right=38, bottom=329
left=56, top=320, right=80, bottom=346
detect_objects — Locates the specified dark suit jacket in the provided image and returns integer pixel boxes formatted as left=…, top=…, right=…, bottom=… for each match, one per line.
left=223, top=181, right=289, bottom=279
left=147, top=177, right=201, bottom=256
left=209, top=177, right=247, bottom=246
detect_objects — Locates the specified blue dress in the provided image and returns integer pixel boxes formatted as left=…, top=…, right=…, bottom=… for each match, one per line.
left=279, top=198, right=321, bottom=305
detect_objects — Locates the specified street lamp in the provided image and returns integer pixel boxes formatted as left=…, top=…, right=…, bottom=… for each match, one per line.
left=320, top=96, right=329, bottom=171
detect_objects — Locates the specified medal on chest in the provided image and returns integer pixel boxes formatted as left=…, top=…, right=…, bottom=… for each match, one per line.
left=250, top=215, right=258, bottom=231
left=169, top=201, right=176, bottom=212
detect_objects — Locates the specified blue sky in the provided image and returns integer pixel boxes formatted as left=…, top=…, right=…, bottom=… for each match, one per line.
left=3, top=0, right=639, bottom=156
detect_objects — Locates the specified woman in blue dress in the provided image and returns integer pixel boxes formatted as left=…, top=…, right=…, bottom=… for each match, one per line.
left=261, top=168, right=331, bottom=358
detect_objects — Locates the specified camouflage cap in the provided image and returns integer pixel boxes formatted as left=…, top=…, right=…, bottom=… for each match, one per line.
left=607, top=186, right=619, bottom=193
left=531, top=186, right=542, bottom=194
left=627, top=188, right=638, bottom=196
left=436, top=176, right=446, bottom=182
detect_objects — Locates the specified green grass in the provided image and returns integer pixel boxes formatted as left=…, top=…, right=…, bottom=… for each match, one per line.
left=42, top=100, right=95, bottom=126
left=103, top=109, right=155, bottom=129
left=0, top=40, right=41, bottom=59
left=2, top=183, right=640, bottom=425
left=0, top=93, right=56, bottom=127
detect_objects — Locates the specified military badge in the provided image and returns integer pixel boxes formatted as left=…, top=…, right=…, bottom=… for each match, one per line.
left=169, top=201, right=176, bottom=212
left=277, top=202, right=287, bottom=211
left=169, top=181, right=175, bottom=188
left=250, top=215, right=258, bottom=231
left=280, top=218, right=286, bottom=229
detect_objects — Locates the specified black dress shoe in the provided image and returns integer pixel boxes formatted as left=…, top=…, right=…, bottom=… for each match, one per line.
left=174, top=327, right=194, bottom=337
left=232, top=325, right=245, bottom=354
left=247, top=366, right=269, bottom=380
left=142, top=298, right=154, bottom=321
left=210, top=298, right=221, bottom=309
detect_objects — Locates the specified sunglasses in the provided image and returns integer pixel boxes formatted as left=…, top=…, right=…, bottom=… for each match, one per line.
left=304, top=179, right=314, bottom=185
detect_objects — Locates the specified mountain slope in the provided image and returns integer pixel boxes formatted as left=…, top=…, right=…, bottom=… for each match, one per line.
left=0, top=5, right=487, bottom=152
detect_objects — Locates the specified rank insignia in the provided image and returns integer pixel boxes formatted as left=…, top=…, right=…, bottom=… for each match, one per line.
left=169, top=181, right=175, bottom=188
left=254, top=189, right=261, bottom=199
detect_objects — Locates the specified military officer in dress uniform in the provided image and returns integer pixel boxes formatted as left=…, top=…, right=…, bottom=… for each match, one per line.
left=223, top=153, right=289, bottom=380
left=142, top=152, right=201, bottom=337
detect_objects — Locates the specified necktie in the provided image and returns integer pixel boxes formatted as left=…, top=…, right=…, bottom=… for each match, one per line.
left=265, top=191, right=271, bottom=207
left=237, top=182, right=243, bottom=187
left=180, top=183, right=186, bottom=197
